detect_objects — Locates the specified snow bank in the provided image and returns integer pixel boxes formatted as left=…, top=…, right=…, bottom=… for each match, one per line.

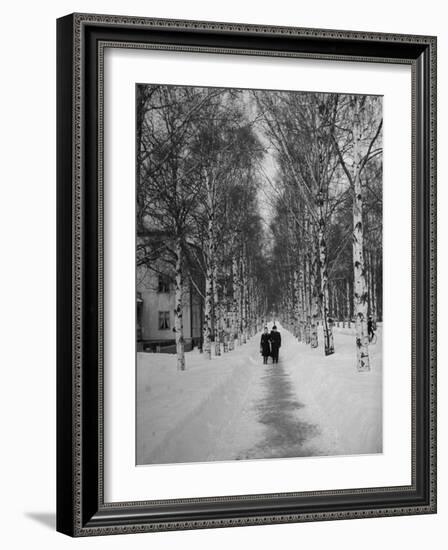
left=284, top=325, right=382, bottom=456
left=136, top=323, right=382, bottom=465
left=136, top=342, right=265, bottom=464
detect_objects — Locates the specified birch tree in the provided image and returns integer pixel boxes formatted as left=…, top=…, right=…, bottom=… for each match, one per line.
left=137, top=85, right=382, bottom=371
left=137, top=85, right=214, bottom=370
left=333, top=95, right=383, bottom=371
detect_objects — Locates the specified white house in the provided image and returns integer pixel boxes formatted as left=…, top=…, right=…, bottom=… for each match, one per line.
left=136, top=266, right=202, bottom=353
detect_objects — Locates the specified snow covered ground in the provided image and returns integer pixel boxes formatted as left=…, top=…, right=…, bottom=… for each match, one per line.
left=136, top=323, right=382, bottom=465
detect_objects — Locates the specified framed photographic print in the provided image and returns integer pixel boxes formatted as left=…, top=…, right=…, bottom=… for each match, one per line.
left=56, top=13, right=437, bottom=536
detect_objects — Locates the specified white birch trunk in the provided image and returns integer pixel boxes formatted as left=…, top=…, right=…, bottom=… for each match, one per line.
left=293, top=269, right=301, bottom=341
left=251, top=281, right=257, bottom=336
left=174, top=237, right=185, bottom=371
left=203, top=258, right=213, bottom=359
left=230, top=255, right=238, bottom=349
left=247, top=276, right=253, bottom=338
left=241, top=252, right=248, bottom=343
left=237, top=253, right=243, bottom=345
left=310, top=231, right=319, bottom=348
left=289, top=279, right=295, bottom=333
left=298, top=263, right=305, bottom=341
left=335, top=282, right=340, bottom=326
left=352, top=97, right=370, bottom=372
left=317, top=189, right=334, bottom=355
left=304, top=215, right=311, bottom=344
left=366, top=250, right=372, bottom=317
left=202, top=194, right=214, bottom=359
left=300, top=268, right=306, bottom=339
left=317, top=199, right=334, bottom=356
left=213, top=264, right=221, bottom=356
left=372, top=248, right=378, bottom=325
left=329, top=284, right=333, bottom=323
left=222, top=273, right=229, bottom=352
left=346, top=278, right=351, bottom=328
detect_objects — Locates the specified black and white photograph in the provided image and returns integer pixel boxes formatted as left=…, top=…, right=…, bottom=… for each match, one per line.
left=1, top=0, right=442, bottom=543
left=136, top=84, right=383, bottom=466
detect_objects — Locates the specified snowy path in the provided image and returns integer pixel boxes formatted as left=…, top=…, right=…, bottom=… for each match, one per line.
left=137, top=324, right=382, bottom=465
left=233, top=358, right=321, bottom=460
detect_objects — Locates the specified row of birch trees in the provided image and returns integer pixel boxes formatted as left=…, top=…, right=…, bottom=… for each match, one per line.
left=137, top=85, right=269, bottom=370
left=256, top=91, right=382, bottom=371
left=137, top=85, right=383, bottom=372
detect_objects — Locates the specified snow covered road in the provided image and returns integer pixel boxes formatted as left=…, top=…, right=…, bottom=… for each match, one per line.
left=137, top=324, right=382, bottom=465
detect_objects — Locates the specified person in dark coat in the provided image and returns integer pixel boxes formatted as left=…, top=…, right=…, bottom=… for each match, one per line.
left=367, top=316, right=375, bottom=341
left=260, top=326, right=271, bottom=364
left=270, top=325, right=281, bottom=364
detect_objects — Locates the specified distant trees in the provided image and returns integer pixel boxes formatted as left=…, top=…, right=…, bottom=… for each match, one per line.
left=256, top=92, right=341, bottom=356
left=137, top=84, right=383, bottom=371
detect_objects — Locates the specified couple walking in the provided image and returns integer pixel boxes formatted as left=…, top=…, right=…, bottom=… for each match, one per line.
left=260, top=325, right=282, bottom=365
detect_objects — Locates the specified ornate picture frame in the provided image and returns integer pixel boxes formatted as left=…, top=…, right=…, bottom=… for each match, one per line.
left=57, top=13, right=436, bottom=536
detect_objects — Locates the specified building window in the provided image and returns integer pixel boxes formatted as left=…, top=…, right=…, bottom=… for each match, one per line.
left=158, top=311, right=170, bottom=330
left=158, top=274, right=170, bottom=293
